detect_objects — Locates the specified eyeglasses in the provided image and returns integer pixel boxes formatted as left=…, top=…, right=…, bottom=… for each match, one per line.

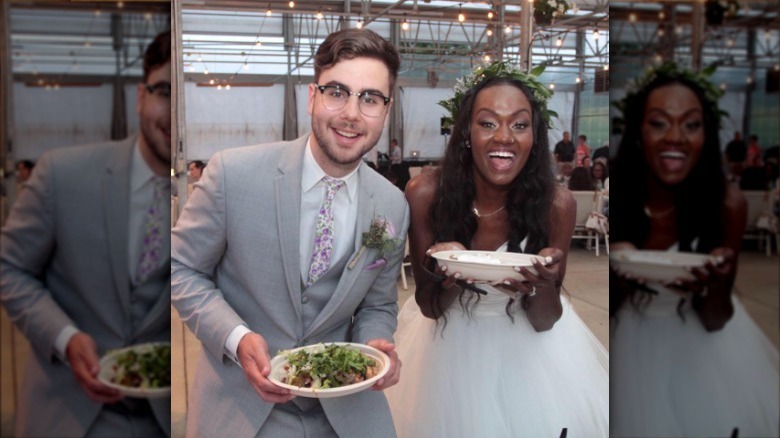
left=314, top=84, right=391, bottom=118
left=145, top=81, right=171, bottom=99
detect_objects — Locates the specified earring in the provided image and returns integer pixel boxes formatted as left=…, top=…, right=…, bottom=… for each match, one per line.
left=464, top=140, right=471, bottom=149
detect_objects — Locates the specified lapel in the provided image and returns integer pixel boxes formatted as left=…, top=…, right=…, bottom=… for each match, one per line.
left=102, top=136, right=136, bottom=328
left=133, top=270, right=171, bottom=340
left=304, top=163, right=377, bottom=339
left=275, top=136, right=307, bottom=323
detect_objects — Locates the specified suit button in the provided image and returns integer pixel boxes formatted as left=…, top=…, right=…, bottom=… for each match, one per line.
left=302, top=296, right=309, bottom=304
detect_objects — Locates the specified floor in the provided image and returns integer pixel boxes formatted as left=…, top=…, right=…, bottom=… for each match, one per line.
left=1, top=247, right=776, bottom=437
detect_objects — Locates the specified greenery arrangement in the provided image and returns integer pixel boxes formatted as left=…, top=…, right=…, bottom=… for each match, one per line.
left=533, top=0, right=570, bottom=24
left=438, top=60, right=558, bottom=131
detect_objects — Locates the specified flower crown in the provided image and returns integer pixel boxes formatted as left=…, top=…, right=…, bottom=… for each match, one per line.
left=611, top=61, right=728, bottom=131
left=438, top=61, right=558, bottom=131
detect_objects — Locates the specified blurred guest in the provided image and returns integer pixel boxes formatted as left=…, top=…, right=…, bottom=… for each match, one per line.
left=744, top=134, right=763, bottom=168
left=390, top=138, right=403, bottom=164
left=14, top=160, right=35, bottom=195
left=553, top=131, right=575, bottom=164
left=15, top=160, right=34, bottom=183
left=739, top=166, right=769, bottom=191
left=568, top=167, right=594, bottom=191
left=1, top=31, right=171, bottom=437
left=724, top=131, right=746, bottom=166
left=188, top=160, right=205, bottom=182
left=591, top=160, right=608, bottom=190
left=555, top=161, right=574, bottom=186
left=592, top=142, right=609, bottom=163
left=610, top=62, right=778, bottom=437
left=575, top=134, right=590, bottom=167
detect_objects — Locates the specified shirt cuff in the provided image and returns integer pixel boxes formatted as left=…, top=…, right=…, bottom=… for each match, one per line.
left=54, top=325, right=80, bottom=363
left=225, top=324, right=252, bottom=366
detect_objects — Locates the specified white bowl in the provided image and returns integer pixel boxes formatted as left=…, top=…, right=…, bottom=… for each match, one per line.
left=610, top=250, right=717, bottom=283
left=269, top=342, right=389, bottom=399
left=431, top=250, right=548, bottom=283
left=97, top=342, right=171, bottom=399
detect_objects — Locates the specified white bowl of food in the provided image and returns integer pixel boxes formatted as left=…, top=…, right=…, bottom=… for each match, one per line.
left=610, top=249, right=718, bottom=283
left=431, top=250, right=548, bottom=283
left=98, top=342, right=171, bottom=399
left=269, top=342, right=389, bottom=399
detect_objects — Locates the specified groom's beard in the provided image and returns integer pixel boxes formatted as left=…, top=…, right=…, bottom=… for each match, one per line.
left=310, top=119, right=382, bottom=167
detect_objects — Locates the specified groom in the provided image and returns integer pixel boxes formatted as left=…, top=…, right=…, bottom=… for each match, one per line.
left=171, top=28, right=408, bottom=437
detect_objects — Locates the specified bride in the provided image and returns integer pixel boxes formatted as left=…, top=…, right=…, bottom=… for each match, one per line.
left=385, top=62, right=608, bottom=437
left=609, top=62, right=779, bottom=437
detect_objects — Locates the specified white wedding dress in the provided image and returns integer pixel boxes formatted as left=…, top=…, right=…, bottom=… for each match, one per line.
left=385, top=244, right=609, bottom=437
left=610, top=246, right=779, bottom=437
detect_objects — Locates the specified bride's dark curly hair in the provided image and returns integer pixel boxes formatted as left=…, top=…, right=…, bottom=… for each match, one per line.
left=427, top=77, right=555, bottom=321
left=610, top=74, right=727, bottom=319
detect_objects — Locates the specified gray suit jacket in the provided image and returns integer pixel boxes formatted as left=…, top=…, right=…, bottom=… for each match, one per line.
left=0, top=136, right=171, bottom=436
left=171, top=135, right=409, bottom=437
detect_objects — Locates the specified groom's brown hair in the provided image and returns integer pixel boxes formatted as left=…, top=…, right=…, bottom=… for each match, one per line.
left=314, top=28, right=400, bottom=93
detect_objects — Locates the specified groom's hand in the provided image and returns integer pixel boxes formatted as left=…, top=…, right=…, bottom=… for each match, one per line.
left=66, top=332, right=122, bottom=404
left=237, top=332, right=295, bottom=404
left=366, top=339, right=401, bottom=390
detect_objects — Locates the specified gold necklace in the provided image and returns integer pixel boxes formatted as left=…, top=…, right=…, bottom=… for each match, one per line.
left=643, top=203, right=675, bottom=218
left=472, top=203, right=505, bottom=218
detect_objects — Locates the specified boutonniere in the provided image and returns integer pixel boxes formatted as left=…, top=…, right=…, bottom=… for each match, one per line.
left=348, top=215, right=402, bottom=270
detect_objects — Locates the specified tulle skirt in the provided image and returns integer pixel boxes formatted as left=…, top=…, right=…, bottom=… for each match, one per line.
left=610, top=288, right=779, bottom=437
left=386, top=289, right=609, bottom=438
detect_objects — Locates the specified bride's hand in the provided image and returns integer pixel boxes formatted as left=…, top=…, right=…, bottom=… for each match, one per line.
left=498, top=248, right=562, bottom=296
left=664, top=247, right=734, bottom=297
left=425, top=242, right=473, bottom=287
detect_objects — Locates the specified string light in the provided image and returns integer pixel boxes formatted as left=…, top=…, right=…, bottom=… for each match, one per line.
left=658, top=11, right=665, bottom=20
left=487, top=28, right=493, bottom=36
left=593, top=28, right=599, bottom=39
left=204, top=68, right=209, bottom=75
left=720, top=83, right=727, bottom=91
left=603, top=64, right=609, bottom=71
left=629, top=12, right=637, bottom=22
left=549, top=83, right=555, bottom=90
left=94, top=8, right=101, bottom=17
left=256, top=40, right=262, bottom=47
left=289, top=1, right=295, bottom=8
left=316, top=10, right=323, bottom=20
left=243, top=62, right=249, bottom=70
left=575, top=76, right=581, bottom=83
left=226, top=84, right=231, bottom=90
left=458, top=4, right=465, bottom=23
left=487, top=10, right=494, bottom=20
left=726, top=37, right=735, bottom=47
left=658, top=28, right=665, bottom=37
left=402, top=14, right=410, bottom=31
left=357, top=19, right=364, bottom=29
left=217, top=84, right=222, bottom=90
left=505, top=25, right=512, bottom=34
left=266, top=4, right=272, bottom=16
left=556, top=36, right=563, bottom=47
left=209, top=79, right=215, bottom=85
left=746, top=76, right=753, bottom=84
left=117, top=1, right=124, bottom=8
left=483, top=54, right=491, bottom=62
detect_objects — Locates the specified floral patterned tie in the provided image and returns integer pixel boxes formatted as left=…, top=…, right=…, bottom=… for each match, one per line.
left=306, top=177, right=345, bottom=287
left=135, top=177, right=168, bottom=285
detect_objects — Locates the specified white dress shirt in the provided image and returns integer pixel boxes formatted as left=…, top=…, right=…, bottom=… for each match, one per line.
left=224, top=139, right=360, bottom=364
